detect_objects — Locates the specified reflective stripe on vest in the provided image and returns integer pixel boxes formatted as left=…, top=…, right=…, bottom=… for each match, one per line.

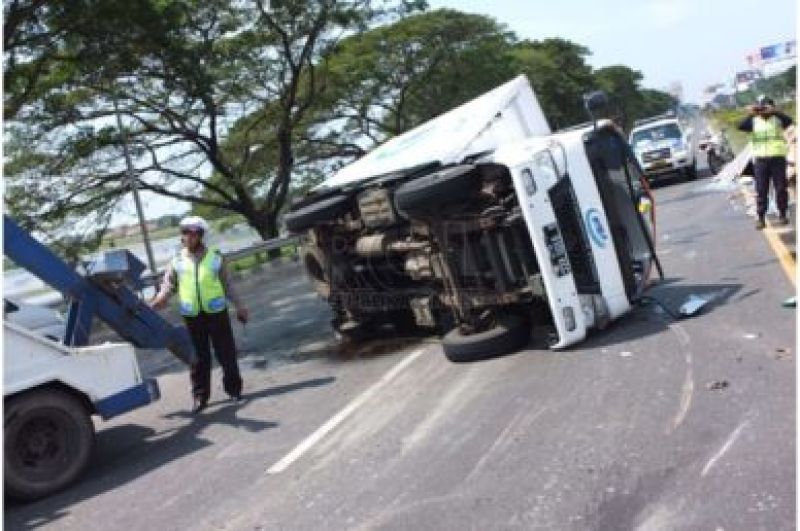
left=172, top=247, right=226, bottom=317
left=752, top=115, right=788, bottom=158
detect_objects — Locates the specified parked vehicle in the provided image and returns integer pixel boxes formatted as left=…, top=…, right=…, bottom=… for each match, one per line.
left=4, top=297, right=64, bottom=342
left=630, top=112, right=698, bottom=181
left=699, top=129, right=735, bottom=175
left=286, top=76, right=660, bottom=361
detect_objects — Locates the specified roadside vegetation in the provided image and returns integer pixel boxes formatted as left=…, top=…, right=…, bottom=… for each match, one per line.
left=708, top=99, right=796, bottom=154
left=706, top=66, right=796, bottom=153
left=5, top=1, right=677, bottom=264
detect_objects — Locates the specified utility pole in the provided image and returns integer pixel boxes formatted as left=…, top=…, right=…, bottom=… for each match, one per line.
left=112, top=95, right=157, bottom=274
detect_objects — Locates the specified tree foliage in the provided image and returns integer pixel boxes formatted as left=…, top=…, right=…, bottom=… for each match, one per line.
left=5, top=3, right=677, bottom=246
left=4, top=0, right=423, bottom=240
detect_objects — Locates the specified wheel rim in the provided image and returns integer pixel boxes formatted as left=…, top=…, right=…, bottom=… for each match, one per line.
left=8, top=408, right=78, bottom=484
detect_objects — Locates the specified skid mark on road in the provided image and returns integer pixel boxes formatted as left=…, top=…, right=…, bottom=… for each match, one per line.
left=669, top=368, right=694, bottom=434
left=666, top=322, right=694, bottom=433
left=266, top=348, right=426, bottom=474
left=701, top=419, right=750, bottom=477
left=465, top=405, right=548, bottom=483
left=401, top=365, right=482, bottom=453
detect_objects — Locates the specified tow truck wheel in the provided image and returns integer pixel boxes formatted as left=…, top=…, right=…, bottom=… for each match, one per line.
left=5, top=388, right=95, bottom=501
left=442, top=313, right=530, bottom=363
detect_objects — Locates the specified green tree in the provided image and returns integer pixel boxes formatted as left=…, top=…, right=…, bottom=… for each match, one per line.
left=4, top=0, right=423, bottom=240
left=593, top=65, right=676, bottom=131
left=510, top=38, right=595, bottom=130
left=195, top=8, right=517, bottom=213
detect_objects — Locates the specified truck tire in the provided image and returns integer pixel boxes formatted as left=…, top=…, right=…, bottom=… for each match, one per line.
left=394, top=164, right=480, bottom=218
left=707, top=152, right=724, bottom=175
left=442, top=313, right=530, bottom=363
left=285, top=195, right=351, bottom=233
left=300, top=245, right=331, bottom=299
left=4, top=388, right=95, bottom=501
left=684, top=162, right=698, bottom=180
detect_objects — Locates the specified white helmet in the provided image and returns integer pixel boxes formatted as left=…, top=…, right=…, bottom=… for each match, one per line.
left=179, top=215, right=209, bottom=235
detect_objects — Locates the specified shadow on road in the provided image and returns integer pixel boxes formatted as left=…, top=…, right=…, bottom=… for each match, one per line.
left=163, top=376, right=337, bottom=418
left=4, top=376, right=336, bottom=530
left=561, top=281, right=743, bottom=352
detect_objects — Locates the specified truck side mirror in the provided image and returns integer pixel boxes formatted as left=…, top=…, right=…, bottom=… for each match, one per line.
left=583, top=91, right=609, bottom=129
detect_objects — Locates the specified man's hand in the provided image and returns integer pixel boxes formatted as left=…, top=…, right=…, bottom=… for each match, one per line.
left=149, top=297, right=167, bottom=311
left=235, top=306, right=249, bottom=324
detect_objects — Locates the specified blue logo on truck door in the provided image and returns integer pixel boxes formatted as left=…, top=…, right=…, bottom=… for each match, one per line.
left=585, top=208, right=609, bottom=248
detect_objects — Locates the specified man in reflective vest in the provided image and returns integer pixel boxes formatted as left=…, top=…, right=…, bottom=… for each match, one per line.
left=150, top=216, right=249, bottom=413
left=738, top=95, right=793, bottom=230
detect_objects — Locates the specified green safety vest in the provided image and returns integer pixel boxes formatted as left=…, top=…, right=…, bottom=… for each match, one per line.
left=751, top=115, right=788, bottom=158
left=172, top=247, right=227, bottom=317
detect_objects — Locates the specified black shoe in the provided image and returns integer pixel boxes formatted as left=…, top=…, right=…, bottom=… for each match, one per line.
left=755, top=219, right=766, bottom=230
left=777, top=216, right=790, bottom=226
left=230, top=394, right=244, bottom=404
left=192, top=398, right=208, bottom=414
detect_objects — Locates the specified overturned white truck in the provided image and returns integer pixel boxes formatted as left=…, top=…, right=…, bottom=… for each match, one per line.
left=286, top=75, right=660, bottom=361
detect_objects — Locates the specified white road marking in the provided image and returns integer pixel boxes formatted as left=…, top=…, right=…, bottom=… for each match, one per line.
left=266, top=348, right=426, bottom=474
left=701, top=420, right=750, bottom=477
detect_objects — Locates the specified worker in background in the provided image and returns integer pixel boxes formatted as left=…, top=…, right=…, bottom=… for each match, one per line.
left=737, top=95, right=793, bottom=230
left=150, top=216, right=249, bottom=414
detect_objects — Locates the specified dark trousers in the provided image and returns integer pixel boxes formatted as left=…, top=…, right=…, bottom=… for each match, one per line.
left=184, top=310, right=242, bottom=401
left=753, top=156, right=788, bottom=219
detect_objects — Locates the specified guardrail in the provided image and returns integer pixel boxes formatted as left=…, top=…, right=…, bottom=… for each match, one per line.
left=7, top=235, right=303, bottom=308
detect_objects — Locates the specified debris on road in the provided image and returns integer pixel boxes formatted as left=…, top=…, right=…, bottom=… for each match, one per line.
left=773, top=348, right=792, bottom=361
left=742, top=333, right=761, bottom=340
left=619, top=351, right=633, bottom=358
left=706, top=380, right=730, bottom=391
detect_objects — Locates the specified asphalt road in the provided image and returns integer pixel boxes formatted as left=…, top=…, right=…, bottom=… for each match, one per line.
left=6, top=170, right=795, bottom=530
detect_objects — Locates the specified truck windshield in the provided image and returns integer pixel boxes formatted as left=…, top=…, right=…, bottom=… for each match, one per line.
left=630, top=123, right=682, bottom=147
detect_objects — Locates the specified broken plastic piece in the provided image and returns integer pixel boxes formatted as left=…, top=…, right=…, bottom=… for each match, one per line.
left=679, top=294, right=708, bottom=318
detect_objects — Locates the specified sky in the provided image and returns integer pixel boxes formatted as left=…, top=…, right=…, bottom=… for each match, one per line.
left=428, top=0, right=796, bottom=102
left=117, top=0, right=797, bottom=226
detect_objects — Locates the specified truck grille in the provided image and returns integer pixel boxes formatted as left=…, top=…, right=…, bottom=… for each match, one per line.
left=642, top=148, right=670, bottom=162
left=548, top=178, right=600, bottom=294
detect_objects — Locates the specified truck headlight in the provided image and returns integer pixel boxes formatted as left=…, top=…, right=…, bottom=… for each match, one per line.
left=563, top=306, right=576, bottom=331
left=533, top=150, right=559, bottom=186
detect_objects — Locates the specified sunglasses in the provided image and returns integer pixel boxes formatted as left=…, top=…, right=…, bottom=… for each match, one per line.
left=180, top=229, right=203, bottom=236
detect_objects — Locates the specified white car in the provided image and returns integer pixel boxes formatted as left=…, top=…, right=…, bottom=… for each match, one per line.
left=4, top=298, right=65, bottom=342
left=630, top=113, right=698, bottom=181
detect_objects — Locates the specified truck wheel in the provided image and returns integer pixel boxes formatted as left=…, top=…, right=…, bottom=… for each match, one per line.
left=285, top=195, right=351, bottom=233
left=394, top=164, right=480, bottom=218
left=684, top=162, right=698, bottom=180
left=300, top=245, right=331, bottom=299
left=442, top=313, right=530, bottom=363
left=707, top=152, right=724, bottom=175
left=4, top=388, right=95, bottom=501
